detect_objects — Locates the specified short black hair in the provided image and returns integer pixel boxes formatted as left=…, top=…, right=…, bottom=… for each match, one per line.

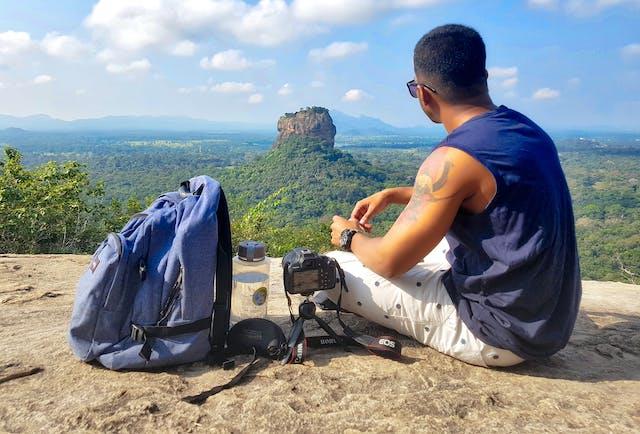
left=414, top=24, right=488, bottom=101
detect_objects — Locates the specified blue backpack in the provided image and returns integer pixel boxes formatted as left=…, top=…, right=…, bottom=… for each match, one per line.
left=68, top=176, right=232, bottom=370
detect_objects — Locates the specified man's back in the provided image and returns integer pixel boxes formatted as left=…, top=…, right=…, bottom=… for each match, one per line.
left=329, top=25, right=581, bottom=367
left=437, top=105, right=582, bottom=359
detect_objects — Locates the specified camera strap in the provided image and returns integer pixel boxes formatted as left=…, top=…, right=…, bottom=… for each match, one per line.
left=333, top=263, right=403, bottom=360
left=281, top=260, right=402, bottom=361
left=182, top=348, right=263, bottom=405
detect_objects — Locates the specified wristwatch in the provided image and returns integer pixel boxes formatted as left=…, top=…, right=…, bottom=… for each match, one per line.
left=339, top=229, right=360, bottom=252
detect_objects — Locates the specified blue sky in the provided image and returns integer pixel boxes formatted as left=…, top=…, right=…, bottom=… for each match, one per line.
left=0, top=0, right=638, bottom=131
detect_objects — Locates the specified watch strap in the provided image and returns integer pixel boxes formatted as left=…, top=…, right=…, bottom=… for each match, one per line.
left=340, top=228, right=359, bottom=252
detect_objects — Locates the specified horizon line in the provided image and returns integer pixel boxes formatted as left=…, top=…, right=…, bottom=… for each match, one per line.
left=0, top=112, right=638, bottom=135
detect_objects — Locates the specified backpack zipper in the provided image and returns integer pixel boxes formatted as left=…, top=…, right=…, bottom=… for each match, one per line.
left=157, top=266, right=183, bottom=325
left=102, top=233, right=126, bottom=309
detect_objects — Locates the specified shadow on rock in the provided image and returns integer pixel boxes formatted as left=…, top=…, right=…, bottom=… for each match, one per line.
left=508, top=310, right=640, bottom=382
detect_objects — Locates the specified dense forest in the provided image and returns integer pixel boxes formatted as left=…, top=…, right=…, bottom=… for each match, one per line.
left=0, top=131, right=638, bottom=284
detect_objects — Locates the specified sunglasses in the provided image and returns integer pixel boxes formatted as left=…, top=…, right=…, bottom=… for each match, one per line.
left=407, top=79, right=437, bottom=98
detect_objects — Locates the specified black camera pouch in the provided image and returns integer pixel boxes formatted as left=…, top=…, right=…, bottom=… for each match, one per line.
left=182, top=319, right=288, bottom=405
left=227, top=318, right=287, bottom=359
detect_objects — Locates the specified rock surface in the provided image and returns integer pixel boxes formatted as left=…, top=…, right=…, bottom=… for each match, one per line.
left=273, top=106, right=336, bottom=150
left=1, top=254, right=639, bottom=432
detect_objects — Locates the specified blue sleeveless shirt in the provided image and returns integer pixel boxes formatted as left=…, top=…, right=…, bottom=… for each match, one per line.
left=436, top=105, right=581, bottom=359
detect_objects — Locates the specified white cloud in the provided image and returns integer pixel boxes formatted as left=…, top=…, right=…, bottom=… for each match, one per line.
left=568, top=77, right=581, bottom=87
left=488, top=66, right=518, bottom=79
left=201, top=49, right=250, bottom=70
left=342, top=88, right=371, bottom=102
left=569, top=0, right=640, bottom=16
left=311, top=80, right=324, bottom=88
left=309, top=41, right=368, bottom=62
left=85, top=1, right=179, bottom=52
left=501, top=77, right=519, bottom=89
left=0, top=81, right=5, bottom=89
left=84, top=0, right=445, bottom=52
left=392, top=0, right=445, bottom=6
left=85, top=0, right=315, bottom=50
left=41, top=32, right=88, bottom=60
left=293, top=0, right=381, bottom=24
left=292, top=0, right=445, bottom=25
left=33, top=74, right=54, bottom=85
left=200, top=49, right=275, bottom=70
left=96, top=48, right=116, bottom=63
left=248, top=93, right=264, bottom=104
left=232, top=1, right=315, bottom=46
left=277, top=83, right=293, bottom=96
left=257, top=59, right=276, bottom=67
left=389, top=13, right=416, bottom=27
left=621, top=43, right=640, bottom=59
left=106, top=58, right=151, bottom=75
left=488, top=66, right=519, bottom=90
left=0, top=31, right=32, bottom=63
left=533, top=0, right=640, bottom=16
left=528, top=0, right=559, bottom=9
left=170, top=40, right=196, bottom=56
left=178, top=85, right=208, bottom=94
left=532, top=87, right=560, bottom=100
left=210, top=81, right=256, bottom=93
left=75, top=89, right=87, bottom=96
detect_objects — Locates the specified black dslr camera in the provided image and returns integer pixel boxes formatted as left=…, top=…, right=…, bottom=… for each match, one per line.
left=282, top=248, right=337, bottom=297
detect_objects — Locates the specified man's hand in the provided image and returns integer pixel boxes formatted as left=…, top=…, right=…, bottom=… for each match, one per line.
left=350, top=191, right=390, bottom=232
left=330, top=215, right=362, bottom=247
left=340, top=147, right=489, bottom=278
left=350, top=187, right=414, bottom=232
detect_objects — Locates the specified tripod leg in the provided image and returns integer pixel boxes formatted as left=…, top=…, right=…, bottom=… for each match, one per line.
left=282, top=317, right=306, bottom=364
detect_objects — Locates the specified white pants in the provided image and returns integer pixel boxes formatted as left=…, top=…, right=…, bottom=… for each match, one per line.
left=322, top=239, right=524, bottom=368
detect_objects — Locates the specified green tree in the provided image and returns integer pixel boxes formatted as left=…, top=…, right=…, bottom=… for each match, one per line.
left=231, top=188, right=332, bottom=257
left=0, top=147, right=110, bottom=253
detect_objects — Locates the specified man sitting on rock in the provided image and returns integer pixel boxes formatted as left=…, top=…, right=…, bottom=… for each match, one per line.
left=326, top=24, right=581, bottom=367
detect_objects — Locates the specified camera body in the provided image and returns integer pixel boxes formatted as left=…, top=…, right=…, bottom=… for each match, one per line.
left=282, top=248, right=337, bottom=296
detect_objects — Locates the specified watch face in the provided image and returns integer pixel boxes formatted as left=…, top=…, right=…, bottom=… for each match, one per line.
left=340, top=229, right=353, bottom=250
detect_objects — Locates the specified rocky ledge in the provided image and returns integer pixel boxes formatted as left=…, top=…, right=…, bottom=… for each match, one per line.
left=0, top=255, right=639, bottom=432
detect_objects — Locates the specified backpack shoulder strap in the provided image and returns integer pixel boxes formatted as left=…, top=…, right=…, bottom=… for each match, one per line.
left=210, top=188, right=232, bottom=360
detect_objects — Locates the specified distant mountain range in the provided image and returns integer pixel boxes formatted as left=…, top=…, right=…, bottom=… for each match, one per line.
left=0, top=114, right=271, bottom=133
left=0, top=111, right=436, bottom=136
left=330, top=111, right=436, bottom=136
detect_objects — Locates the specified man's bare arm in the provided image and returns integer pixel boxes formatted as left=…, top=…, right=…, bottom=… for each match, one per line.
left=349, top=187, right=414, bottom=230
left=350, top=147, right=478, bottom=278
left=395, top=151, right=456, bottom=224
left=385, top=186, right=414, bottom=205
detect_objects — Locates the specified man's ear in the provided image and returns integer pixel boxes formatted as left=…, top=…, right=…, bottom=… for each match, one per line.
left=417, top=85, right=432, bottom=107
left=416, top=83, right=440, bottom=123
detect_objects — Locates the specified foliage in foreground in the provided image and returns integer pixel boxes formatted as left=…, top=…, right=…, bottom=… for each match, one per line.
left=229, top=188, right=332, bottom=256
left=1, top=143, right=639, bottom=284
left=0, top=147, right=135, bottom=253
left=0, top=147, right=333, bottom=256
left=219, top=138, right=412, bottom=225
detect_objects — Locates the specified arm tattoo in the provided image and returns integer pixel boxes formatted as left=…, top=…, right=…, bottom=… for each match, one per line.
left=398, top=154, right=455, bottom=224
left=431, top=161, right=453, bottom=191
